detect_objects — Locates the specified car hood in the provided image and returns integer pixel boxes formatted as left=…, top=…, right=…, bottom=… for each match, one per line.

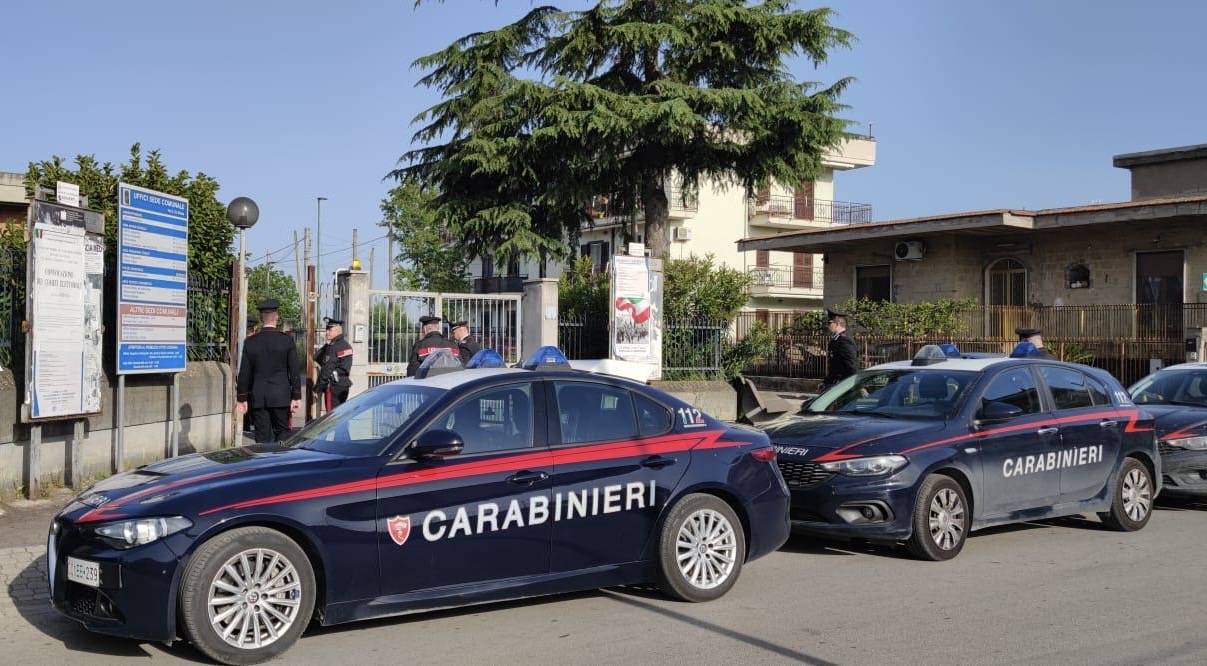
left=1142, top=405, right=1207, bottom=441
left=761, top=413, right=949, bottom=461
left=60, top=444, right=348, bottom=524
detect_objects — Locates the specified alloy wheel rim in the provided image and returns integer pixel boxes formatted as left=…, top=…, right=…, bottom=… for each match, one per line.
left=676, top=509, right=738, bottom=590
left=1121, top=468, right=1152, bottom=522
left=207, top=548, right=303, bottom=650
left=928, top=488, right=965, bottom=550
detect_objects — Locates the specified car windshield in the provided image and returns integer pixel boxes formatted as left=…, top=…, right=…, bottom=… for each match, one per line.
left=1129, top=370, right=1207, bottom=407
left=288, top=384, right=444, bottom=455
left=807, top=368, right=978, bottom=420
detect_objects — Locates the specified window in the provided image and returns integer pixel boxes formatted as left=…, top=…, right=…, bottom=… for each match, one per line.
left=293, top=386, right=441, bottom=454
left=1085, top=374, right=1112, bottom=406
left=554, top=381, right=638, bottom=444
left=1040, top=367, right=1094, bottom=410
left=807, top=369, right=976, bottom=419
left=986, top=258, right=1027, bottom=307
left=436, top=383, right=534, bottom=454
left=855, top=265, right=891, bottom=302
left=633, top=393, right=673, bottom=436
left=979, top=369, right=1041, bottom=416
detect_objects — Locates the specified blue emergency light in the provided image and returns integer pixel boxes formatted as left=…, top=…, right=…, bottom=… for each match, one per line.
left=939, top=343, right=961, bottom=358
left=522, top=345, right=572, bottom=371
left=414, top=348, right=464, bottom=379
left=465, top=349, right=507, bottom=369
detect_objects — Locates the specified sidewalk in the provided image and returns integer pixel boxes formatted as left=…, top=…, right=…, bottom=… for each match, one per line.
left=0, top=488, right=74, bottom=619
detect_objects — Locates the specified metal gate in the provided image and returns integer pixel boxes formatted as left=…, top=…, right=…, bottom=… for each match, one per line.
left=366, top=289, right=522, bottom=387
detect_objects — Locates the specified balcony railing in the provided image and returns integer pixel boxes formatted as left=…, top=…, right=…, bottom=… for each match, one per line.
left=747, top=195, right=873, bottom=225
left=586, top=182, right=699, bottom=224
left=472, top=275, right=526, bottom=294
left=747, top=264, right=824, bottom=290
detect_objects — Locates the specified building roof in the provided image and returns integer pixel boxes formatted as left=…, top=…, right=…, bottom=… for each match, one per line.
left=737, top=195, right=1207, bottom=253
left=1113, top=143, right=1207, bottom=169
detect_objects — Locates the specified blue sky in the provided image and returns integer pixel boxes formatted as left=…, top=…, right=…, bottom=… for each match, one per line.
left=3, top=1, right=1204, bottom=288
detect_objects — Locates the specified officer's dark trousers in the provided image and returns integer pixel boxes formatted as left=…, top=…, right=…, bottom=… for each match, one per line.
left=324, top=388, right=350, bottom=410
left=251, top=407, right=292, bottom=443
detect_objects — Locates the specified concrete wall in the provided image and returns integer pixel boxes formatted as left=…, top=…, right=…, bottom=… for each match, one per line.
left=652, top=380, right=737, bottom=422
left=1129, top=158, right=1207, bottom=200
left=1, top=362, right=233, bottom=492
left=822, top=218, right=1207, bottom=308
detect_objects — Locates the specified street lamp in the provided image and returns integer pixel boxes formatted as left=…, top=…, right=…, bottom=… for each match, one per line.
left=227, top=197, right=260, bottom=370
left=316, top=196, right=327, bottom=329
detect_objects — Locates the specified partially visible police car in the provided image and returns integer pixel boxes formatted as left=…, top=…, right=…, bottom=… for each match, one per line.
left=47, top=347, right=789, bottom=664
left=761, top=343, right=1160, bottom=561
left=1129, top=361, right=1207, bottom=497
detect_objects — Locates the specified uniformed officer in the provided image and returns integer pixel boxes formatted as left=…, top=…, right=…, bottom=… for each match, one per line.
left=406, top=315, right=460, bottom=376
left=237, top=299, right=302, bottom=443
left=243, top=316, right=261, bottom=435
left=315, top=317, right=354, bottom=410
left=1016, top=326, right=1058, bottom=359
left=823, top=307, right=858, bottom=389
left=449, top=320, right=483, bottom=364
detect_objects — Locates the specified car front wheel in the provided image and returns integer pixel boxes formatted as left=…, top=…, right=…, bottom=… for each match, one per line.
left=656, top=493, right=745, bottom=602
left=179, top=526, right=316, bottom=665
left=907, top=474, right=969, bottom=561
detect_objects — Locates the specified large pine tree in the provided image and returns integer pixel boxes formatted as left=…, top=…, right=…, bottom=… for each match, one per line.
left=395, top=0, right=854, bottom=262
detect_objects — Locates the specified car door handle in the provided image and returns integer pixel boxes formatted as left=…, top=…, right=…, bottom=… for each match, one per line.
left=506, top=470, right=549, bottom=486
left=1036, top=427, right=1059, bottom=436
left=641, top=455, right=677, bottom=469
left=1099, top=420, right=1118, bottom=429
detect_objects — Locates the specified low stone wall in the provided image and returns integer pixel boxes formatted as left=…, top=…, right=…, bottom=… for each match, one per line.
left=652, top=380, right=737, bottom=422
left=0, top=362, right=233, bottom=493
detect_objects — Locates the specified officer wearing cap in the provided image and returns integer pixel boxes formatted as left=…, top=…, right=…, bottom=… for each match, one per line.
left=1015, top=326, right=1057, bottom=359
left=449, top=320, right=483, bottom=364
left=823, top=307, right=858, bottom=389
left=406, top=315, right=460, bottom=377
left=237, top=299, right=302, bottom=443
left=314, top=317, right=354, bottom=410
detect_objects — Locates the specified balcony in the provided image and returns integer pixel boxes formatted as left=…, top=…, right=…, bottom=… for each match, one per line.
left=747, top=264, right=825, bottom=299
left=472, top=275, right=526, bottom=294
left=747, top=195, right=872, bottom=229
left=585, top=182, right=699, bottom=229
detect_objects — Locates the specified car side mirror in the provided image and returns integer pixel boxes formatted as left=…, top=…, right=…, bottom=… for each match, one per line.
left=976, top=401, right=1023, bottom=426
left=412, top=429, right=464, bottom=458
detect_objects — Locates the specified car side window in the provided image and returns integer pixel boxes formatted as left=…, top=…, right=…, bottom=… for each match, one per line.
left=633, top=393, right=673, bottom=436
left=1084, top=374, right=1112, bottom=406
left=437, top=383, right=534, bottom=454
left=978, top=368, right=1041, bottom=417
left=1040, top=366, right=1094, bottom=410
left=554, top=381, right=639, bottom=444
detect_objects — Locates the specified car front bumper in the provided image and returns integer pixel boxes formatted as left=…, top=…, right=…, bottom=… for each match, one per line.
left=784, top=470, right=920, bottom=544
left=1159, top=450, right=1207, bottom=497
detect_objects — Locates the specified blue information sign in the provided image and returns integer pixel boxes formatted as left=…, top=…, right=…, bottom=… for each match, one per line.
left=116, top=184, right=189, bottom=374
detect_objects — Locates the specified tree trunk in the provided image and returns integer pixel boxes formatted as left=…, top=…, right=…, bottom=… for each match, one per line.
left=642, top=176, right=669, bottom=259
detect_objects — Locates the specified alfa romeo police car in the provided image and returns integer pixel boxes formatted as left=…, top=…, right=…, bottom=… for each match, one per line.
left=761, top=343, right=1160, bottom=561
left=1129, top=362, right=1207, bottom=497
left=46, top=347, right=789, bottom=664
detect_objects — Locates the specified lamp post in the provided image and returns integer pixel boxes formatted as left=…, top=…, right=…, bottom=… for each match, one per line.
left=227, top=197, right=260, bottom=370
left=316, top=196, right=327, bottom=330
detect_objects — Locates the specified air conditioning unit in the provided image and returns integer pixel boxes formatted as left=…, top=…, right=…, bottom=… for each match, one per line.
left=894, top=240, right=925, bottom=261
left=673, top=227, right=693, bottom=242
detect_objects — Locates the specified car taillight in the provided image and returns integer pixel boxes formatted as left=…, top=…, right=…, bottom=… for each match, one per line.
left=750, top=446, right=777, bottom=462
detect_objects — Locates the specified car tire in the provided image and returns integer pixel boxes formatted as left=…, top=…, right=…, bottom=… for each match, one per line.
left=179, top=526, right=316, bottom=665
left=656, top=493, right=745, bottom=602
left=1098, top=457, right=1154, bottom=532
left=907, top=474, right=969, bottom=561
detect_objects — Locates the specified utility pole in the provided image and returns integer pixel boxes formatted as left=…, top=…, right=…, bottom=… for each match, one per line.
left=315, top=197, right=326, bottom=332
left=351, top=227, right=358, bottom=267
left=387, top=231, right=395, bottom=290
left=293, top=231, right=303, bottom=324
left=369, top=246, right=375, bottom=289
left=264, top=251, right=272, bottom=297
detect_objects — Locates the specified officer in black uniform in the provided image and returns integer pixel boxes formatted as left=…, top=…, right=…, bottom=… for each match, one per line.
left=406, top=315, right=460, bottom=376
left=449, top=320, right=483, bottom=364
left=823, top=308, right=858, bottom=389
left=1016, top=326, right=1058, bottom=359
left=242, top=317, right=260, bottom=435
left=315, top=317, right=354, bottom=410
left=237, top=299, right=302, bottom=443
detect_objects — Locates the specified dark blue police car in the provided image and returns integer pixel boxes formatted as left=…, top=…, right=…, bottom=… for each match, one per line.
left=46, top=348, right=789, bottom=664
left=761, top=344, right=1160, bottom=561
left=1129, top=361, right=1207, bottom=497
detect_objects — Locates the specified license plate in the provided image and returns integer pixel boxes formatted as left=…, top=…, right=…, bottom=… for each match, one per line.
left=67, top=557, right=100, bottom=588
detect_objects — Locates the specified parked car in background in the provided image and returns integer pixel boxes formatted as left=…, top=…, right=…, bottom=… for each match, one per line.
left=761, top=343, right=1160, bottom=561
left=1129, top=362, right=1207, bottom=497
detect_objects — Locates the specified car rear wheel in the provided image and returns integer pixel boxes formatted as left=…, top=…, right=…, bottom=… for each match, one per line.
left=1099, top=457, right=1154, bottom=531
left=656, top=494, right=745, bottom=602
left=907, top=475, right=968, bottom=561
left=179, top=526, right=316, bottom=665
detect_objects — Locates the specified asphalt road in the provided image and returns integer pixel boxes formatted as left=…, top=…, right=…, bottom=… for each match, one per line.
left=4, top=498, right=1207, bottom=665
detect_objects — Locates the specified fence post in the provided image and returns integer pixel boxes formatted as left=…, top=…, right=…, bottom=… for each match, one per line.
left=337, top=268, right=370, bottom=400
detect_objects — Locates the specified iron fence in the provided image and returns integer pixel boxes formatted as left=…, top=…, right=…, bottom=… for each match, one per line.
left=558, top=313, right=609, bottom=360
left=747, top=195, right=873, bottom=224
left=747, top=264, right=824, bottom=290
left=187, top=273, right=233, bottom=362
left=663, top=319, right=726, bottom=379
left=0, top=244, right=26, bottom=371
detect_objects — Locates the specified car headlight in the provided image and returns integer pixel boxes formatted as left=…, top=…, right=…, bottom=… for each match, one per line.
left=93, top=516, right=192, bottom=548
left=1163, top=436, right=1207, bottom=451
left=820, top=455, right=908, bottom=477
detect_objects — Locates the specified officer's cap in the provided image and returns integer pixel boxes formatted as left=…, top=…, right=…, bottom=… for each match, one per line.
left=826, top=307, right=847, bottom=321
left=256, top=299, right=279, bottom=312
left=323, top=317, right=343, bottom=330
left=246, top=317, right=258, bottom=327
left=1015, top=326, right=1042, bottom=339
left=419, top=315, right=442, bottom=325
left=449, top=320, right=469, bottom=329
